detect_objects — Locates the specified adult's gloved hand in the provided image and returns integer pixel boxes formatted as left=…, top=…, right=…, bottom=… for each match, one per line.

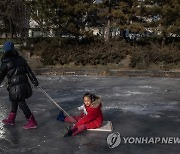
left=34, top=82, right=39, bottom=88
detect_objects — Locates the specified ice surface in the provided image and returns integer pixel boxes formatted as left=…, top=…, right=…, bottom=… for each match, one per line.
left=0, top=76, right=180, bottom=153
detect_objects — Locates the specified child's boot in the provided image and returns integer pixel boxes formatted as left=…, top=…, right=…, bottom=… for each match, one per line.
left=63, top=125, right=86, bottom=137
left=57, top=111, right=65, bottom=121
left=62, top=126, right=73, bottom=137
left=23, top=114, right=37, bottom=129
left=2, top=112, right=16, bottom=125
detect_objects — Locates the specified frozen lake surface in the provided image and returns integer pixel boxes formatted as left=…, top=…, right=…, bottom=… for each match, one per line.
left=0, top=75, right=180, bottom=154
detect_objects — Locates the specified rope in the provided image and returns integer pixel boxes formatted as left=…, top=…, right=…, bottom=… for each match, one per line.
left=38, top=86, right=76, bottom=124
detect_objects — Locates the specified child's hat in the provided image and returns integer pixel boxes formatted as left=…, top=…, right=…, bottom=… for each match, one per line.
left=3, top=41, right=14, bottom=52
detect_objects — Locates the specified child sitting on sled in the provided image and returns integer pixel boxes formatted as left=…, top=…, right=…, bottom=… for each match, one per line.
left=57, top=92, right=103, bottom=137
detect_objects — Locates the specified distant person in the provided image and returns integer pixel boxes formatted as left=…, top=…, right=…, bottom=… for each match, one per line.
left=0, top=41, right=39, bottom=129
left=57, top=92, right=103, bottom=137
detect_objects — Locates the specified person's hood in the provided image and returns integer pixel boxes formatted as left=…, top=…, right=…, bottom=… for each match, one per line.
left=90, top=96, right=102, bottom=108
left=1, top=50, right=19, bottom=63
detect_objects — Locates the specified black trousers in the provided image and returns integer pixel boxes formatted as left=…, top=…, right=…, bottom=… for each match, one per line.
left=10, top=99, right=32, bottom=119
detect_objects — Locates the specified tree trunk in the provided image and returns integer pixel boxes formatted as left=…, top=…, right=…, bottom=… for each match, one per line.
left=161, top=36, right=165, bottom=47
left=9, top=18, right=13, bottom=38
left=105, top=0, right=111, bottom=42
left=105, top=19, right=111, bottom=42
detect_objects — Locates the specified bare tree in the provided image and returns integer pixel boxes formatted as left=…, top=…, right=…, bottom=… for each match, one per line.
left=0, top=0, right=30, bottom=38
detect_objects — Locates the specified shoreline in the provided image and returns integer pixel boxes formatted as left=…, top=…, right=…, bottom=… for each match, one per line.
left=33, top=67, right=180, bottom=78
left=23, top=53, right=180, bottom=78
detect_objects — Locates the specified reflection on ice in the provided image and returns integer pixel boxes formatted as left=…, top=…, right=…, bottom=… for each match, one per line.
left=138, top=86, right=153, bottom=89
left=0, top=113, right=6, bottom=139
left=0, top=124, right=5, bottom=138
left=103, top=101, right=179, bottom=116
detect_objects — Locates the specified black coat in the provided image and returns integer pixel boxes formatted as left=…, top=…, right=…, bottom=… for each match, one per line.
left=0, top=51, right=39, bottom=101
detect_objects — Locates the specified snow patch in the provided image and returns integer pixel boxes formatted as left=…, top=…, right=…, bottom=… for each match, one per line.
left=138, top=86, right=153, bottom=89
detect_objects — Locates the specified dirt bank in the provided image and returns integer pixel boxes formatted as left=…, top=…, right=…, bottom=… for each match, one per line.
left=22, top=52, right=180, bottom=78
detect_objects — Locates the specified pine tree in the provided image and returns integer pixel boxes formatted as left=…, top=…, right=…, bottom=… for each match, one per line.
left=140, top=0, right=180, bottom=45
left=98, top=0, right=179, bottom=43
left=24, top=0, right=98, bottom=38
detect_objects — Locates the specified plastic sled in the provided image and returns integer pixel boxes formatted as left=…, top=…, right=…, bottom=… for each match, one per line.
left=87, top=121, right=113, bottom=132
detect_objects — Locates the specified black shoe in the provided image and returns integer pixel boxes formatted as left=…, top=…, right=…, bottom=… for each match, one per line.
left=62, top=126, right=73, bottom=137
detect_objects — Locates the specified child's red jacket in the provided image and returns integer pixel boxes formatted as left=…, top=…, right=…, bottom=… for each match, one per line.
left=75, top=97, right=103, bottom=129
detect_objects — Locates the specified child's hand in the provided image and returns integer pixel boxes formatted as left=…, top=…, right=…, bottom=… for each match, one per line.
left=0, top=84, right=4, bottom=88
left=34, top=83, right=39, bottom=88
left=78, top=105, right=84, bottom=110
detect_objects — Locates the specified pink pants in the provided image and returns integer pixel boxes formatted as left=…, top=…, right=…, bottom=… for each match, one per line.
left=64, top=115, right=81, bottom=123
left=64, top=116, right=86, bottom=136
